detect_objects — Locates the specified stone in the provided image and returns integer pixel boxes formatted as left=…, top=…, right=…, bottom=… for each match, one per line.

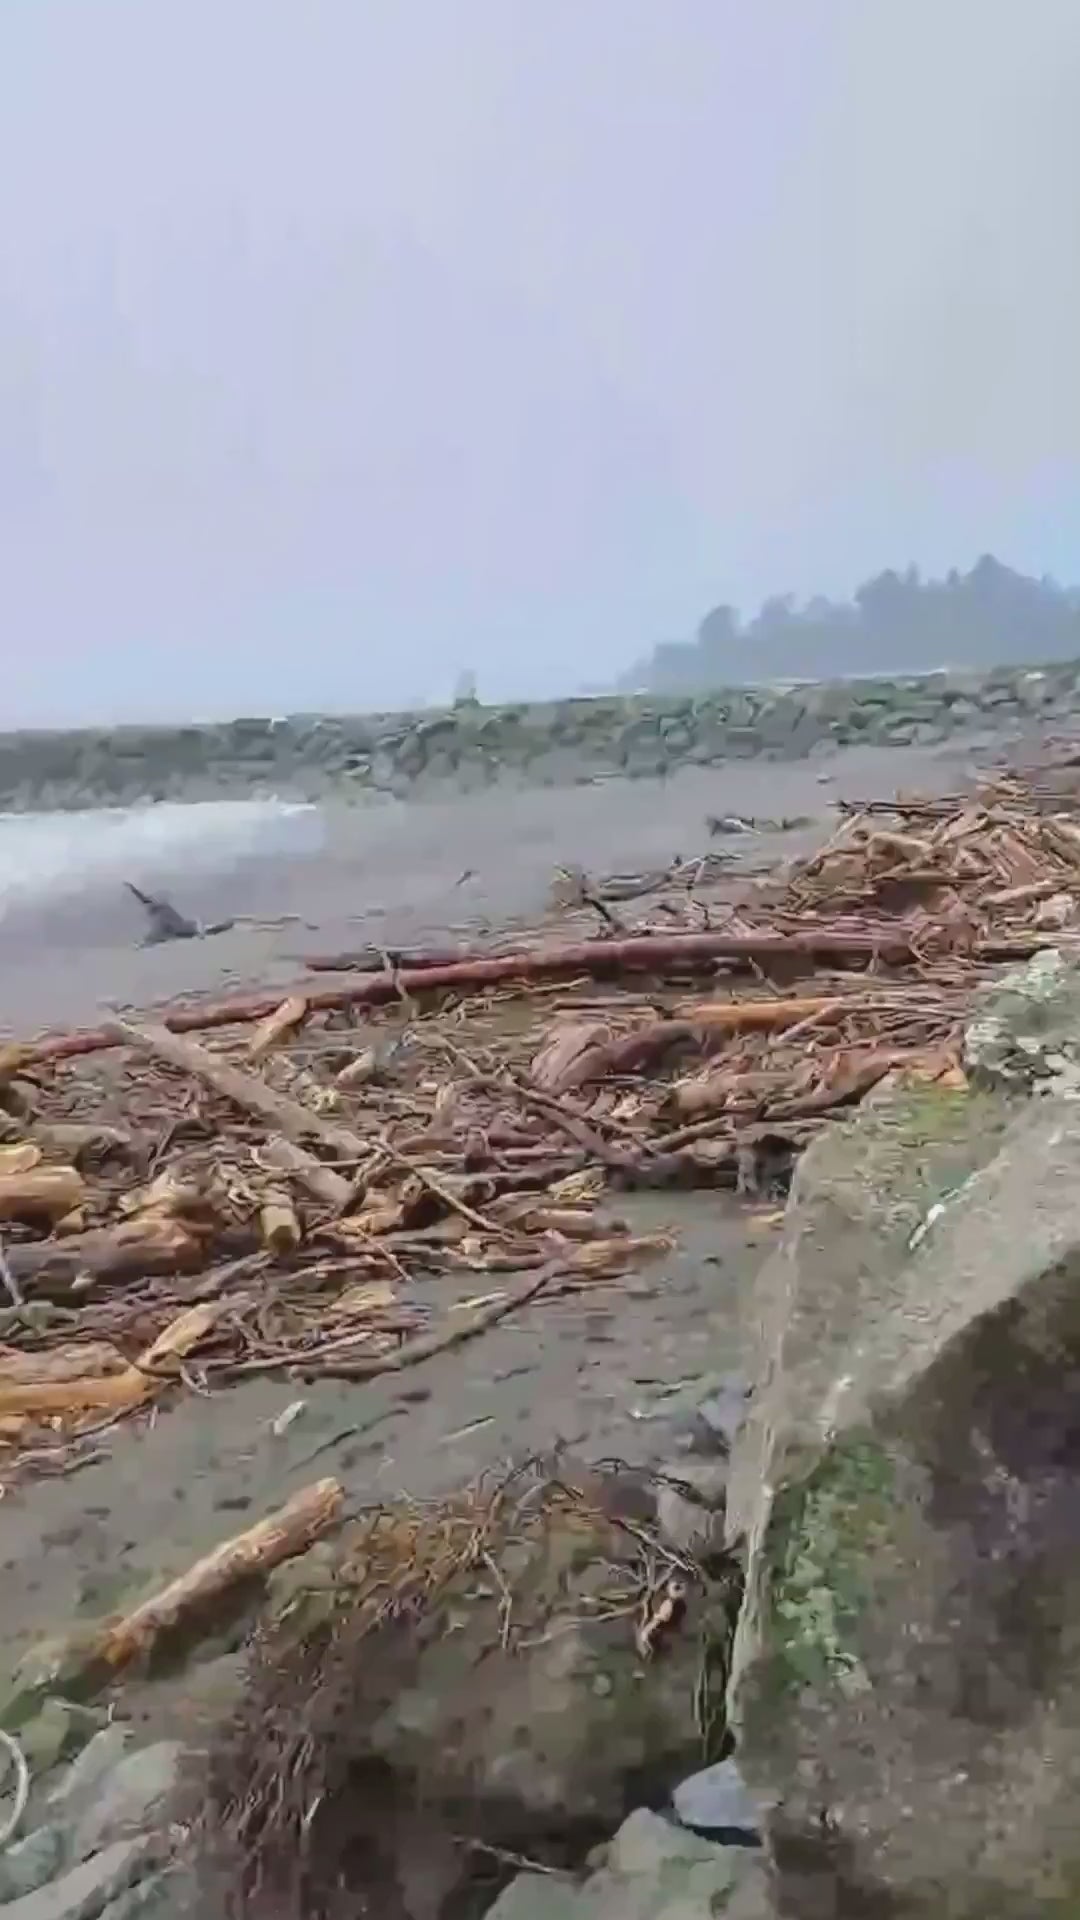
left=726, top=961, right=1080, bottom=1915
left=0, top=1826, right=66, bottom=1903
left=71, top=1743, right=184, bottom=1861
left=2, top=1838, right=149, bottom=1920
left=196, top=1464, right=733, bottom=1916
left=671, top=1756, right=762, bottom=1838
left=483, top=1873, right=582, bottom=1919
left=47, top=1729, right=134, bottom=1813
left=653, top=1459, right=729, bottom=1559
left=487, top=1810, right=774, bottom=1917
left=17, top=1700, right=108, bottom=1776
left=94, top=1869, right=188, bottom=1919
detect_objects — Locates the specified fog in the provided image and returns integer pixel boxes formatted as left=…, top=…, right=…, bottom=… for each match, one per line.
left=1, top=1, right=1078, bottom=723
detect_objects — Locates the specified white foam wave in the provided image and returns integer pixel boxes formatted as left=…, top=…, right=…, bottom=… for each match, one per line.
left=0, top=799, right=323, bottom=914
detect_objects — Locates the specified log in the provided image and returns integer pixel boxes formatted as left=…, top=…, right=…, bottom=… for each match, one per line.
left=24, top=927, right=1040, bottom=1065
left=95, top=1478, right=343, bottom=1672
left=260, top=1191, right=302, bottom=1256
left=0, top=1299, right=230, bottom=1418
left=247, top=994, right=309, bottom=1062
left=6, top=1212, right=207, bottom=1294
left=670, top=994, right=847, bottom=1030
left=0, top=1164, right=86, bottom=1225
left=256, top=1136, right=353, bottom=1212
left=106, top=1019, right=369, bottom=1169
left=25, top=930, right=926, bottom=1063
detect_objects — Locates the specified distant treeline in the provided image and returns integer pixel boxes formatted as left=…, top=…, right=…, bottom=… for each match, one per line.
left=623, top=556, right=1080, bottom=690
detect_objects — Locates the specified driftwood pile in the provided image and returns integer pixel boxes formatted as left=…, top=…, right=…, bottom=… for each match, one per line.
left=1, top=774, right=1078, bottom=1495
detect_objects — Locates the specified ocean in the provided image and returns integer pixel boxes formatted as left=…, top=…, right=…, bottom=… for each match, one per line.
left=0, top=798, right=324, bottom=921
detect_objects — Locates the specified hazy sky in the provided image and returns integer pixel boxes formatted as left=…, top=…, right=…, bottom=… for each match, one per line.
left=2, top=1, right=1080, bottom=724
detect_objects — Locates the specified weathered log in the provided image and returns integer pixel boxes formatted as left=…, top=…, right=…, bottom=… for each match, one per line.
left=106, top=1019, right=368, bottom=1169
left=6, top=1212, right=208, bottom=1293
left=96, top=1478, right=343, bottom=1672
left=247, top=994, right=309, bottom=1062
left=255, top=1136, right=353, bottom=1211
left=24, top=927, right=1039, bottom=1065
left=260, top=1192, right=302, bottom=1256
left=0, top=1298, right=230, bottom=1417
left=0, top=1164, right=86, bottom=1225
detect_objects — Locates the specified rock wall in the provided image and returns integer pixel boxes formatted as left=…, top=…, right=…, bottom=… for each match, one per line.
left=3, top=661, right=1079, bottom=812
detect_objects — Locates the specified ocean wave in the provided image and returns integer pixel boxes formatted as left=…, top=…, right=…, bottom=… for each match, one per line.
left=0, top=799, right=323, bottom=914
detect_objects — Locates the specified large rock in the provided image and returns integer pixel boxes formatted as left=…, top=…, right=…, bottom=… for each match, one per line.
left=726, top=958, right=1080, bottom=1915
left=487, top=1809, right=774, bottom=1918
left=195, top=1463, right=735, bottom=1917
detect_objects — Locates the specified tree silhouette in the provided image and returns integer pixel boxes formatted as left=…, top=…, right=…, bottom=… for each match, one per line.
left=624, top=557, right=1080, bottom=690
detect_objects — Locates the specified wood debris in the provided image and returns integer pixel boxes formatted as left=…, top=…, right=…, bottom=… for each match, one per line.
left=2, top=766, right=1079, bottom=1483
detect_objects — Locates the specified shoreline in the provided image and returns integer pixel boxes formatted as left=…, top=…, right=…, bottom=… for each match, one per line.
left=0, top=661, right=1072, bottom=812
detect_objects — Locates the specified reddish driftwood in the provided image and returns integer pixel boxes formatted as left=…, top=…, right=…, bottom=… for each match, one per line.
left=25, top=931, right=928, bottom=1064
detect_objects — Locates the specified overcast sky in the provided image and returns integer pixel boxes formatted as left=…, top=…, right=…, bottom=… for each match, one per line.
left=2, top=1, right=1079, bottom=724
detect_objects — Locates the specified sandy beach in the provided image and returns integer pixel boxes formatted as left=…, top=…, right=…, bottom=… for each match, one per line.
left=0, top=739, right=995, bottom=1039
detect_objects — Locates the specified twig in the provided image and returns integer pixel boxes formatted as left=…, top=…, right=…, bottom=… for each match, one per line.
left=298, top=1266, right=555, bottom=1380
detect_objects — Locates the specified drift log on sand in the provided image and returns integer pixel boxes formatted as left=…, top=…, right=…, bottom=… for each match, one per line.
left=0, top=1164, right=86, bottom=1226
left=7, top=1212, right=208, bottom=1295
left=0, top=1299, right=230, bottom=1418
left=93, top=1478, right=343, bottom=1673
left=27, top=927, right=1039, bottom=1065
left=106, top=1019, right=367, bottom=1176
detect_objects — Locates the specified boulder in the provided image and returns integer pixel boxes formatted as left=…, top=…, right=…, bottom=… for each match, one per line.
left=487, top=1809, right=774, bottom=1918
left=726, top=957, right=1080, bottom=1915
left=195, top=1463, right=736, bottom=1918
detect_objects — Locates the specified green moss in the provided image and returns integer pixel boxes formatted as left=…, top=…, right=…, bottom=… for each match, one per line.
left=763, top=1435, right=896, bottom=1701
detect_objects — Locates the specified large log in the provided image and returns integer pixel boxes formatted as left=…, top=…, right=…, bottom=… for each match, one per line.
left=6, top=1212, right=208, bottom=1294
left=24, top=930, right=933, bottom=1063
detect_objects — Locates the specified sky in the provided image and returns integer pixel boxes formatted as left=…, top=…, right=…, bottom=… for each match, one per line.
left=2, top=0, right=1080, bottom=725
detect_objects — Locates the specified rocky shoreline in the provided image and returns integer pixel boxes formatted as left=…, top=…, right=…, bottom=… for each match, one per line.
left=3, top=660, right=1078, bottom=811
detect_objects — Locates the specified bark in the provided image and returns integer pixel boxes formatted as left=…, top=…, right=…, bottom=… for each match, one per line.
left=0, top=1164, right=85, bottom=1225
left=106, top=1018, right=367, bottom=1173
left=95, top=1478, right=344, bottom=1672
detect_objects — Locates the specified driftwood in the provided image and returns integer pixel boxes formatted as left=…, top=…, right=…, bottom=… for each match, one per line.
left=106, top=1019, right=367, bottom=1177
left=0, top=1299, right=230, bottom=1419
left=0, top=1164, right=86, bottom=1225
left=297, top=1267, right=554, bottom=1380
left=6, top=1212, right=208, bottom=1294
left=260, top=1192, right=302, bottom=1256
left=95, top=1478, right=343, bottom=1673
left=26, top=924, right=1039, bottom=1065
left=248, top=995, right=309, bottom=1063
left=255, top=1137, right=352, bottom=1211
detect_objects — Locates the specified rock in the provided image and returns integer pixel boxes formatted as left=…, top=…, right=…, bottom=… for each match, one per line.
left=488, top=1809, right=775, bottom=1917
left=196, top=1464, right=732, bottom=1917
left=0, top=1636, right=105, bottom=1733
left=17, top=1700, right=107, bottom=1776
left=671, top=1756, right=762, bottom=1838
left=653, top=1459, right=729, bottom=1560
left=71, top=1743, right=184, bottom=1861
left=94, top=1868, right=188, bottom=1919
left=481, top=1872, right=581, bottom=1919
left=47, top=1729, right=133, bottom=1813
left=726, top=961, right=1080, bottom=1915
left=0, top=1826, right=66, bottom=1903
left=2, top=1838, right=149, bottom=1920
